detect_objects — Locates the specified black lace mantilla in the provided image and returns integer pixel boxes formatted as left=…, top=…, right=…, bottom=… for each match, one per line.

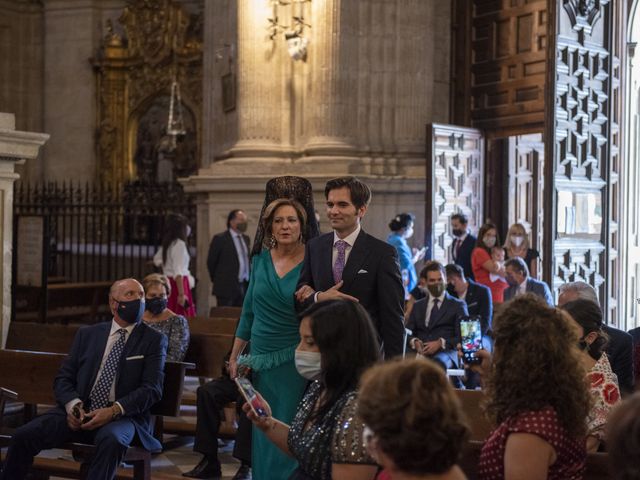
left=251, top=176, right=320, bottom=257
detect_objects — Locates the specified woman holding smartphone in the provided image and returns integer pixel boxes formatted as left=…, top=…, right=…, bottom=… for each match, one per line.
left=243, top=299, right=380, bottom=480
left=230, top=176, right=320, bottom=480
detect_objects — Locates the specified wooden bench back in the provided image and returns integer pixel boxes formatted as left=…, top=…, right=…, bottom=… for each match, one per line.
left=208, top=306, right=242, bottom=319
left=188, top=316, right=239, bottom=336
left=0, top=350, right=65, bottom=406
left=454, top=389, right=493, bottom=442
left=0, top=349, right=191, bottom=417
left=6, top=322, right=81, bottom=353
left=184, top=332, right=234, bottom=379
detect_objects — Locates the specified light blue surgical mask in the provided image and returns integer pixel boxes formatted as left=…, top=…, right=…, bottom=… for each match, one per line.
left=295, top=350, right=322, bottom=380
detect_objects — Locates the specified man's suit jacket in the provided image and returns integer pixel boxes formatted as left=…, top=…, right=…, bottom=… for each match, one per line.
left=604, top=325, right=634, bottom=394
left=450, top=279, right=493, bottom=334
left=53, top=321, right=168, bottom=452
left=452, top=234, right=476, bottom=280
left=207, top=230, right=250, bottom=298
left=296, top=230, right=406, bottom=358
left=504, top=278, right=553, bottom=305
left=406, top=292, right=468, bottom=349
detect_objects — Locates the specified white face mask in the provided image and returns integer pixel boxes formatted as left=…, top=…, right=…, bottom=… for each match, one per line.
left=403, top=226, right=414, bottom=239
left=510, top=235, right=524, bottom=247
left=295, top=350, right=322, bottom=380
left=483, top=235, right=497, bottom=248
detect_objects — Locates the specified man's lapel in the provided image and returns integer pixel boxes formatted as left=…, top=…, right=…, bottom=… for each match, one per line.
left=120, top=323, right=144, bottom=368
left=428, top=295, right=448, bottom=328
left=340, top=230, right=369, bottom=291
left=88, top=323, right=111, bottom=392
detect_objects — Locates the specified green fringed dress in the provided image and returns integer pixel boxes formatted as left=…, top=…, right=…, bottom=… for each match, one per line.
left=235, top=250, right=307, bottom=480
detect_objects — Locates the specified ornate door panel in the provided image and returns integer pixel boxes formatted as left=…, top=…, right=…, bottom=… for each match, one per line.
left=425, top=124, right=484, bottom=264
left=508, top=134, right=544, bottom=269
left=545, top=0, right=623, bottom=322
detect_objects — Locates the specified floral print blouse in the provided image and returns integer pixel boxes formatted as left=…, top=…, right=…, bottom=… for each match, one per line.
left=586, top=353, right=621, bottom=442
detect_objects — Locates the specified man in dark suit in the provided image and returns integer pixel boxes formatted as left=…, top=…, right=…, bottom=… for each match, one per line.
left=558, top=281, right=635, bottom=394
left=503, top=257, right=553, bottom=305
left=0, top=278, right=167, bottom=480
left=450, top=213, right=476, bottom=280
left=295, top=176, right=405, bottom=358
left=445, top=263, right=493, bottom=335
left=207, top=209, right=251, bottom=307
left=406, top=261, right=468, bottom=368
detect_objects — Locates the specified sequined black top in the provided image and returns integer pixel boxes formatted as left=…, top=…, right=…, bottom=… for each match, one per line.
left=287, top=381, right=374, bottom=480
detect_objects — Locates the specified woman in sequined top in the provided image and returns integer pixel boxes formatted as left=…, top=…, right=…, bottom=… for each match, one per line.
left=358, top=358, right=470, bottom=480
left=243, top=299, right=380, bottom=480
left=141, top=273, right=190, bottom=362
left=561, top=299, right=621, bottom=452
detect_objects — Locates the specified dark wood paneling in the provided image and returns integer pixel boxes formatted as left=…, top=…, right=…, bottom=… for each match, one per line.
left=544, top=0, right=622, bottom=320
left=426, top=124, right=484, bottom=264
left=469, top=0, right=548, bottom=134
left=451, top=0, right=473, bottom=126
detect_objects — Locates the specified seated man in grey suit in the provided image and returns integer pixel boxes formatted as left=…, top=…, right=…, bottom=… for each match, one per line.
left=406, top=260, right=468, bottom=369
left=504, top=257, right=553, bottom=305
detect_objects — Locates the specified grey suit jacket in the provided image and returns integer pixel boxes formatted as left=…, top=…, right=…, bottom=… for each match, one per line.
left=504, top=278, right=553, bottom=305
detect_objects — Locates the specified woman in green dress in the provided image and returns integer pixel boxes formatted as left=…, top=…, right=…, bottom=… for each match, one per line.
left=230, top=193, right=316, bottom=480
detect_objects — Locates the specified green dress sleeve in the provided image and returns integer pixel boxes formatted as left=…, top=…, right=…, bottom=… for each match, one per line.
left=235, top=254, right=259, bottom=341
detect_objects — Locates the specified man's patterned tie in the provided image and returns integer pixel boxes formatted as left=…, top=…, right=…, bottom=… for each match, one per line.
left=333, top=240, right=348, bottom=284
left=89, top=328, right=127, bottom=410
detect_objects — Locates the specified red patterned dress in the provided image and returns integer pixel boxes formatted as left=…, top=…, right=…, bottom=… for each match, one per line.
left=478, top=407, right=586, bottom=479
left=587, top=353, right=621, bottom=442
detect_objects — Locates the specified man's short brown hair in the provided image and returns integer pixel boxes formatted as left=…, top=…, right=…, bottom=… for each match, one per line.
left=419, top=260, right=445, bottom=279
left=324, top=176, right=372, bottom=209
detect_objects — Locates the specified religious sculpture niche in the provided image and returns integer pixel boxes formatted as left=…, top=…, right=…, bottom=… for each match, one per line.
left=93, top=0, right=203, bottom=187
left=133, top=96, right=197, bottom=183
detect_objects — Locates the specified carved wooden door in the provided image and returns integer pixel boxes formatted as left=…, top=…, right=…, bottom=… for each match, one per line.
left=508, top=134, right=545, bottom=271
left=545, top=0, right=623, bottom=322
left=425, top=124, right=484, bottom=264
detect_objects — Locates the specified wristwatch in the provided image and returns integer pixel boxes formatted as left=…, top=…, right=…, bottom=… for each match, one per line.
left=111, top=403, right=122, bottom=420
left=440, top=338, right=446, bottom=351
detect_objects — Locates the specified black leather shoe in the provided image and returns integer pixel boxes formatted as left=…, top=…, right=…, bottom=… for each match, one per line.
left=182, top=456, right=222, bottom=479
left=231, top=464, right=252, bottom=480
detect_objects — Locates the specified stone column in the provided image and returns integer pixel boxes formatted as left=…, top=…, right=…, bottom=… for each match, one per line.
left=186, top=0, right=450, bottom=315
left=0, top=113, right=49, bottom=347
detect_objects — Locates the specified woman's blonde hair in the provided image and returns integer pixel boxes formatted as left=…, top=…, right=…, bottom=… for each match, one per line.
left=142, top=273, right=171, bottom=296
left=503, top=223, right=530, bottom=250
left=261, top=198, right=307, bottom=248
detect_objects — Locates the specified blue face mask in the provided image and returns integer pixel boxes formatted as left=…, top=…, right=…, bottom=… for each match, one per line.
left=117, top=298, right=145, bottom=324
left=145, top=297, right=167, bottom=316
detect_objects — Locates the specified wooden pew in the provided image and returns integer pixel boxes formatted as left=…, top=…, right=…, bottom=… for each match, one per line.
left=14, top=281, right=112, bottom=324
left=454, top=389, right=492, bottom=442
left=0, top=349, right=191, bottom=480
left=6, top=321, right=81, bottom=353
left=208, top=306, right=242, bottom=319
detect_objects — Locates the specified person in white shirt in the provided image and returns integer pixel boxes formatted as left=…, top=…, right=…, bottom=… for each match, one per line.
left=153, top=213, right=196, bottom=317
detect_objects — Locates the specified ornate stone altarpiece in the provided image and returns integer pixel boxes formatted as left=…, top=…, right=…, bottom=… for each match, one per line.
left=93, top=0, right=203, bottom=187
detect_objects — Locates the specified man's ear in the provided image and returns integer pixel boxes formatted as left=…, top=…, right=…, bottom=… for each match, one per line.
left=357, top=204, right=368, bottom=219
left=585, top=331, right=599, bottom=346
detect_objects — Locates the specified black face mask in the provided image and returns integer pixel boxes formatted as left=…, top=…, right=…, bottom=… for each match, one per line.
left=452, top=228, right=465, bottom=237
left=145, top=297, right=167, bottom=316
left=117, top=298, right=145, bottom=324
left=235, top=222, right=248, bottom=233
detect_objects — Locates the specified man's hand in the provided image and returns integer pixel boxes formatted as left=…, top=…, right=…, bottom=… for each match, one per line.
left=316, top=281, right=359, bottom=303
left=67, top=408, right=84, bottom=431
left=80, top=407, right=113, bottom=430
left=421, top=340, right=442, bottom=356
left=295, top=284, right=316, bottom=303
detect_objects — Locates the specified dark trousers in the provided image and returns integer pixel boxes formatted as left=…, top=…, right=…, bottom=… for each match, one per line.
left=0, top=412, right=134, bottom=480
left=216, top=281, right=249, bottom=307
left=194, top=376, right=252, bottom=468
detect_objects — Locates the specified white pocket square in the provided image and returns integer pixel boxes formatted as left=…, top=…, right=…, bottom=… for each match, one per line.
left=126, top=355, right=144, bottom=360
left=357, top=269, right=368, bottom=274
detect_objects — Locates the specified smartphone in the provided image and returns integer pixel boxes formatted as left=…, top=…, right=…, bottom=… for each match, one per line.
left=235, top=376, right=269, bottom=418
left=460, top=318, right=483, bottom=365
